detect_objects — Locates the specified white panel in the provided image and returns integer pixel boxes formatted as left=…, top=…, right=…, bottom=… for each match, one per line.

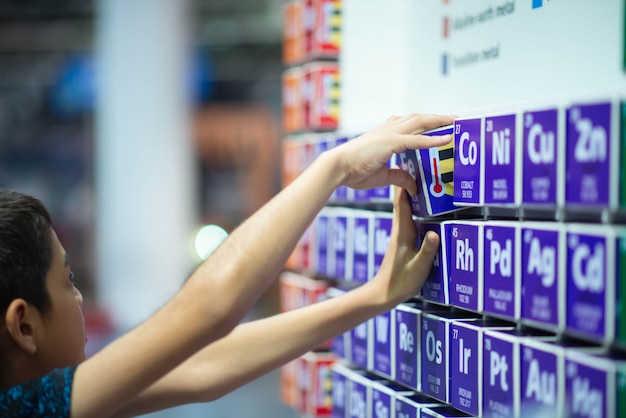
left=408, top=0, right=626, bottom=114
left=95, top=0, right=196, bottom=331
left=340, top=0, right=413, bottom=133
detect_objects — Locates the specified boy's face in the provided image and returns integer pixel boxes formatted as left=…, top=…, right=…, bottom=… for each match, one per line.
left=38, top=229, right=86, bottom=368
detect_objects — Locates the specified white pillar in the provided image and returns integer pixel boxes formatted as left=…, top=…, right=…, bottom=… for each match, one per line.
left=95, top=0, right=196, bottom=331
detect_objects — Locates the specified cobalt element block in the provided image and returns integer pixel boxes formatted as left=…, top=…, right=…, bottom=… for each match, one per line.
left=454, top=118, right=483, bottom=206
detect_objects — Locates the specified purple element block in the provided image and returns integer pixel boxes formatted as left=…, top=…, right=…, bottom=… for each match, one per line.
left=418, top=126, right=456, bottom=214
left=395, top=306, right=420, bottom=389
left=315, top=136, right=329, bottom=160
left=368, top=185, right=392, bottom=202
left=521, top=226, right=560, bottom=327
left=328, top=288, right=350, bottom=361
left=565, top=102, right=612, bottom=206
left=449, top=223, right=481, bottom=311
left=565, top=357, right=606, bottom=418
left=350, top=320, right=369, bottom=370
left=522, top=109, right=558, bottom=204
left=421, top=315, right=448, bottom=402
left=449, top=323, right=480, bottom=415
left=396, top=397, right=419, bottom=418
left=330, top=326, right=347, bottom=360
left=566, top=232, right=608, bottom=340
left=352, top=214, right=371, bottom=284
left=454, top=118, right=482, bottom=205
left=483, top=333, right=515, bottom=417
left=353, top=189, right=370, bottom=203
left=371, top=383, right=393, bottom=418
left=316, top=213, right=329, bottom=277
left=372, top=311, right=393, bottom=378
left=398, top=149, right=428, bottom=216
left=369, top=157, right=395, bottom=202
left=421, top=223, right=448, bottom=304
left=520, top=344, right=559, bottom=416
left=483, top=224, right=517, bottom=318
left=349, top=377, right=368, bottom=418
left=373, top=214, right=392, bottom=276
left=485, top=114, right=517, bottom=204
left=332, top=214, right=349, bottom=280
left=332, top=369, right=348, bottom=418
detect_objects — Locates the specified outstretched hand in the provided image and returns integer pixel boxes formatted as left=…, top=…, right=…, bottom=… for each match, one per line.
left=371, top=185, right=440, bottom=307
left=332, top=113, right=454, bottom=196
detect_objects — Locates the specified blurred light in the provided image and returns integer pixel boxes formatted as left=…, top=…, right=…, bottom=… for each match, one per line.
left=49, top=50, right=215, bottom=118
left=50, top=53, right=96, bottom=117
left=194, top=224, right=229, bottom=260
left=189, top=50, right=216, bottom=103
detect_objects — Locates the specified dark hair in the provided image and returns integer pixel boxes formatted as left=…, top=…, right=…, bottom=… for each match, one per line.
left=0, top=188, right=53, bottom=315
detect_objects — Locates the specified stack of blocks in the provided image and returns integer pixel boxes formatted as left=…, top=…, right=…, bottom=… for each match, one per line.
left=282, top=0, right=341, bottom=135
left=280, top=96, right=626, bottom=418
left=281, top=2, right=361, bottom=416
left=282, top=0, right=343, bottom=276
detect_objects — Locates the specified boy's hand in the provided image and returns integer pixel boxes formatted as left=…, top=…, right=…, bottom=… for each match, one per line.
left=332, top=113, right=454, bottom=196
left=371, top=185, right=440, bottom=307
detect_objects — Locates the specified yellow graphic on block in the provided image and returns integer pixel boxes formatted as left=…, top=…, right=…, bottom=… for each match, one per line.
left=328, top=72, right=340, bottom=120
left=328, top=1, right=341, bottom=49
left=427, top=140, right=454, bottom=198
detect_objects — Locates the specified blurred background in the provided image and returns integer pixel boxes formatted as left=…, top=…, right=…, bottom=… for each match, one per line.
left=0, top=0, right=294, bottom=416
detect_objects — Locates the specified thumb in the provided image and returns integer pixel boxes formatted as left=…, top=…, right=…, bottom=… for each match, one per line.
left=387, top=168, right=418, bottom=196
left=407, top=231, right=440, bottom=287
left=420, top=231, right=440, bottom=255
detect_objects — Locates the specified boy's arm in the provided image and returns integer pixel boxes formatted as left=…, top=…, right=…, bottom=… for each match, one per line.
left=70, top=114, right=453, bottom=418
left=112, top=188, right=439, bottom=418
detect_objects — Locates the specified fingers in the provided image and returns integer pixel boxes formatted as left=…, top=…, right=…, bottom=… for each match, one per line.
left=394, top=132, right=452, bottom=153
left=421, top=231, right=440, bottom=254
left=396, top=113, right=455, bottom=134
left=406, top=231, right=440, bottom=286
left=391, top=184, right=439, bottom=259
left=386, top=115, right=402, bottom=123
left=391, top=185, right=418, bottom=247
left=387, top=169, right=418, bottom=196
left=382, top=113, right=455, bottom=153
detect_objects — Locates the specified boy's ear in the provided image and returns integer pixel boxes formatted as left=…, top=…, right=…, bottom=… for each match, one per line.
left=4, top=299, right=38, bottom=355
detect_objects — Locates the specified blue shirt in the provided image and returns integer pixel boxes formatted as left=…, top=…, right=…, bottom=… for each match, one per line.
left=0, top=366, right=77, bottom=417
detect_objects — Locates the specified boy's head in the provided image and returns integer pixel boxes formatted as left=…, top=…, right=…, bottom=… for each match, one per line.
left=0, top=189, right=54, bottom=316
left=0, top=188, right=85, bottom=385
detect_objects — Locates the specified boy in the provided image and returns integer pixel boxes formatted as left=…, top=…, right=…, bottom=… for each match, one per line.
left=0, top=113, right=454, bottom=417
